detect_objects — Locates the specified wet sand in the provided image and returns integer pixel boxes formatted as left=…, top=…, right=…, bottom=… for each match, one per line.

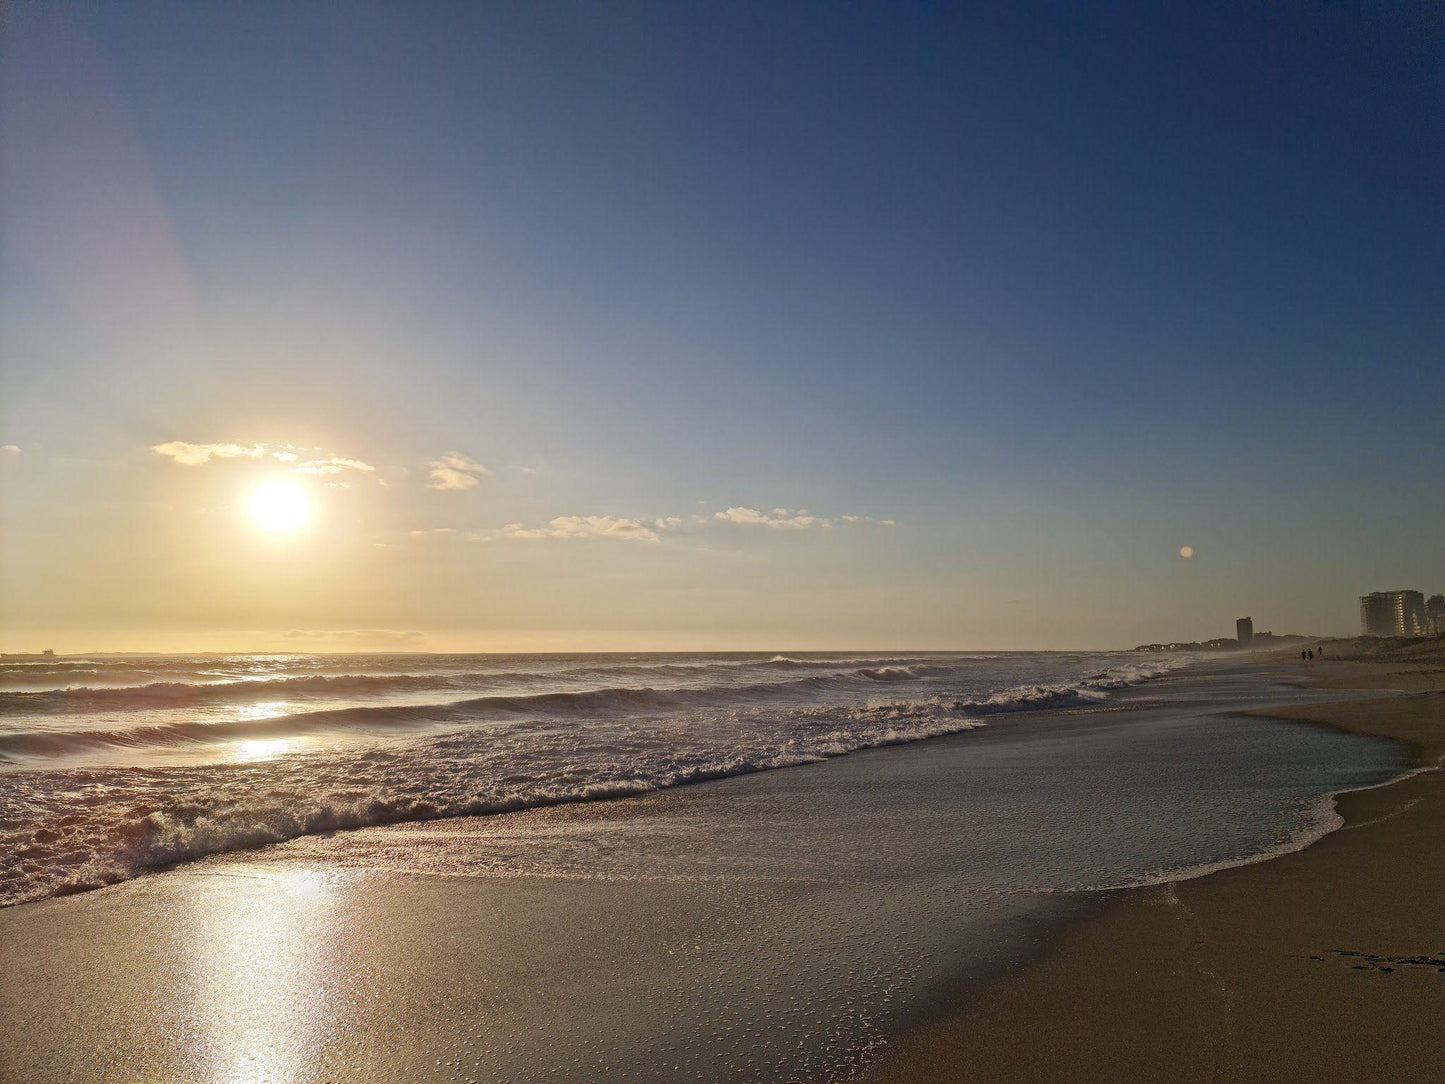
left=866, top=647, right=1445, bottom=1083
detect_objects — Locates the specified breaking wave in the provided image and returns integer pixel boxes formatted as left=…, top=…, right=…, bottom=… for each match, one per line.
left=0, top=699, right=993, bottom=906
left=0, top=651, right=1190, bottom=906
left=0, top=658, right=960, bottom=714
left=949, top=661, right=1180, bottom=714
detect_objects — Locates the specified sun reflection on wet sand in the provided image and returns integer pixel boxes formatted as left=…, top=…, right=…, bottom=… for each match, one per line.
left=187, top=868, right=338, bottom=1084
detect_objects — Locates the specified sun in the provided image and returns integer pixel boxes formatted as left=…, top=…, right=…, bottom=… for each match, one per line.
left=248, top=479, right=312, bottom=534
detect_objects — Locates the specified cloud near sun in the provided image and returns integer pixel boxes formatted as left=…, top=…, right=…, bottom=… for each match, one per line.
left=149, top=440, right=892, bottom=545
left=468, top=509, right=895, bottom=545
left=151, top=440, right=376, bottom=477
left=425, top=452, right=490, bottom=491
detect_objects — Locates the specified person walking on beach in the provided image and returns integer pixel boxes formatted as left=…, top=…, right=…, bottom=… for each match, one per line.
left=1308, top=648, right=1315, bottom=661
left=1301, top=648, right=1308, bottom=662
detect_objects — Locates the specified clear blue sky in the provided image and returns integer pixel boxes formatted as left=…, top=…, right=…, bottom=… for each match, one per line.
left=2, top=2, right=1442, bottom=650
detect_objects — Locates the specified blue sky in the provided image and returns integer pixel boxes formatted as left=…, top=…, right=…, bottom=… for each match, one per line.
left=1, top=2, right=1442, bottom=650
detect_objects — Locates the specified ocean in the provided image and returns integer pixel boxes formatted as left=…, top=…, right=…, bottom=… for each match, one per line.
left=0, top=651, right=1397, bottom=913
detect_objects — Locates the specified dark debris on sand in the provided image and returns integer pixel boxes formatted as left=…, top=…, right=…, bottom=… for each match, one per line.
left=1307, top=949, right=1445, bottom=974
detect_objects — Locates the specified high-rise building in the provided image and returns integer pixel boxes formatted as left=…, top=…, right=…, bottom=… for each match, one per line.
left=1359, top=590, right=1428, bottom=637
left=1359, top=593, right=1393, bottom=637
left=1395, top=590, right=1428, bottom=636
left=1235, top=617, right=1253, bottom=647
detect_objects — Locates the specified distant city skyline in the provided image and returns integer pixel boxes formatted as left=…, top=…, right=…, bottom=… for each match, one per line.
left=3, top=3, right=1444, bottom=652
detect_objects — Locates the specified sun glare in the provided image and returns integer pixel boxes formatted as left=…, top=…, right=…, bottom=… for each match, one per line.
left=249, top=479, right=312, bottom=534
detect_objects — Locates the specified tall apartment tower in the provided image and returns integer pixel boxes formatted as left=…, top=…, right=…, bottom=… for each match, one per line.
left=1395, top=590, right=1428, bottom=636
left=1360, top=593, right=1393, bottom=636
left=1428, top=595, right=1445, bottom=637
left=1235, top=617, right=1253, bottom=647
left=1360, top=591, right=1428, bottom=637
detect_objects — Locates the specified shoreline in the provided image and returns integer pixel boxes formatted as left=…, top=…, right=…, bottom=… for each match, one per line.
left=863, top=651, right=1445, bottom=1083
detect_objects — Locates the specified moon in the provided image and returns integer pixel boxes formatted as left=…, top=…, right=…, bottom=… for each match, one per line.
left=248, top=479, right=312, bottom=534
left=1179, top=545, right=1194, bottom=559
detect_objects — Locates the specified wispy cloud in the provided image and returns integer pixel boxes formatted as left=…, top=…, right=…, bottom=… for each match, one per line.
left=713, top=506, right=893, bottom=530
left=426, top=452, right=489, bottom=491
left=1, top=445, right=20, bottom=455
left=292, top=455, right=376, bottom=477
left=715, top=506, right=823, bottom=529
left=501, top=515, right=663, bottom=544
left=151, top=440, right=376, bottom=477
left=481, top=507, right=892, bottom=545
left=151, top=440, right=265, bottom=466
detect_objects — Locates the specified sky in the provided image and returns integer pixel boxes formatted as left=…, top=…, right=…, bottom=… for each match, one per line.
left=1, top=1, right=1442, bottom=653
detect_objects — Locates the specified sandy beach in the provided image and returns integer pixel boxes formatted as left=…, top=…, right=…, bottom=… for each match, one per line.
left=867, top=644, right=1445, bottom=1083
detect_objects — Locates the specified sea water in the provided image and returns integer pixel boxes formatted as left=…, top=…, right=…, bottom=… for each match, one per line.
left=0, top=651, right=1388, bottom=909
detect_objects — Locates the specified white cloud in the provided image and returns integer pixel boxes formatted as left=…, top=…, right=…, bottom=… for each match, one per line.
left=2, top=445, right=21, bottom=455
left=714, top=506, right=893, bottom=530
left=426, top=452, right=489, bottom=491
left=715, top=506, right=768, bottom=526
left=408, top=527, right=458, bottom=536
left=503, top=515, right=663, bottom=544
left=151, top=440, right=266, bottom=466
left=715, top=506, right=825, bottom=529
left=427, top=468, right=480, bottom=490
left=151, top=441, right=376, bottom=477
left=435, top=452, right=489, bottom=473
left=292, top=455, right=376, bottom=477
left=476, top=506, right=893, bottom=546
left=499, top=522, right=548, bottom=540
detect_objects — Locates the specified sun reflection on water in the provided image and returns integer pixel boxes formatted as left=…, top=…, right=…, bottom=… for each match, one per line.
left=230, top=735, right=301, bottom=762
left=233, top=701, right=292, bottom=721
left=223, top=702, right=303, bottom=762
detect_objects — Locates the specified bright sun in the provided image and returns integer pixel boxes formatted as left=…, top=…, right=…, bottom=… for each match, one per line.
left=248, top=479, right=312, bottom=534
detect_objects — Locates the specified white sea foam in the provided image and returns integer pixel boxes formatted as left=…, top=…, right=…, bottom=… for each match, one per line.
left=0, top=650, right=1189, bottom=906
